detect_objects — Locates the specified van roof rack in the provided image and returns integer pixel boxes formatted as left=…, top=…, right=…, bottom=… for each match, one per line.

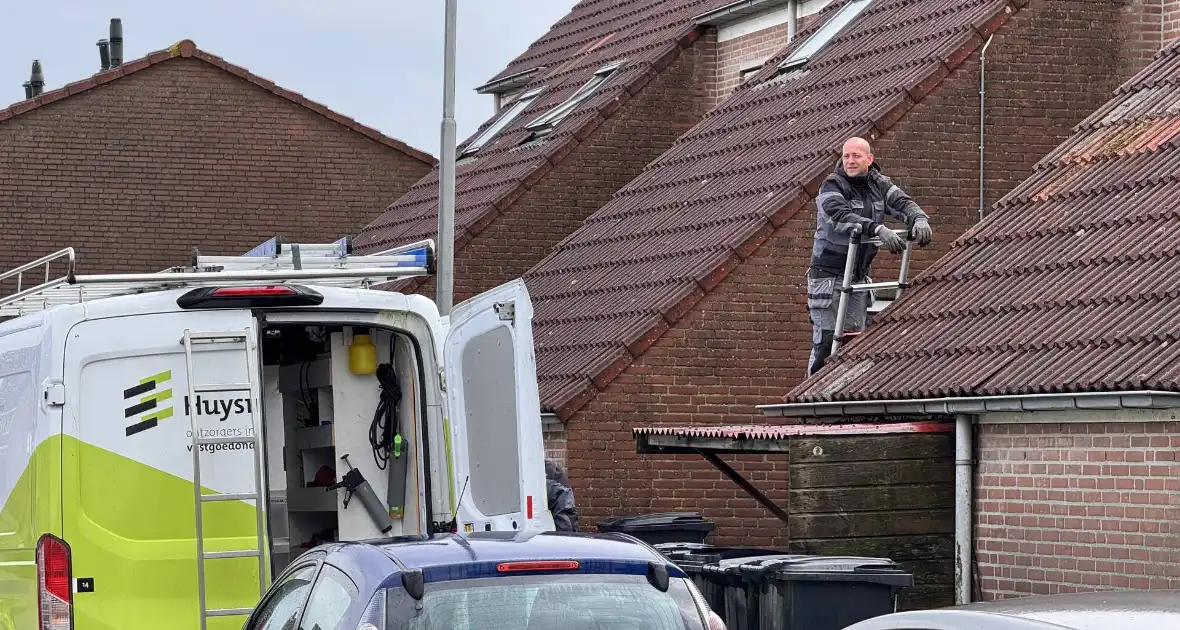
left=0, top=236, right=435, bottom=317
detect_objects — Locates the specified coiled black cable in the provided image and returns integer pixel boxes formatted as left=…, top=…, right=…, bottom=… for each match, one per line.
left=369, top=363, right=402, bottom=470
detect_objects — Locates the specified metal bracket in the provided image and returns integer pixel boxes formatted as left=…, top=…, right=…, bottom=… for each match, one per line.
left=698, top=449, right=790, bottom=527
left=438, top=369, right=447, bottom=392
left=494, top=301, right=515, bottom=324
left=44, top=383, right=65, bottom=407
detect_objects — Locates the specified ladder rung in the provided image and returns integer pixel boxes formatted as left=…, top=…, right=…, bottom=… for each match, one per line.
left=207, top=608, right=255, bottom=617
left=193, top=382, right=252, bottom=393
left=198, top=436, right=255, bottom=446
left=186, top=332, right=248, bottom=341
left=849, top=281, right=903, bottom=292
left=204, top=550, right=260, bottom=559
left=201, top=492, right=258, bottom=502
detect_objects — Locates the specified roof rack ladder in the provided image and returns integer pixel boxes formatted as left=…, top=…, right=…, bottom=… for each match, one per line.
left=183, top=329, right=269, bottom=629
left=830, top=227, right=914, bottom=357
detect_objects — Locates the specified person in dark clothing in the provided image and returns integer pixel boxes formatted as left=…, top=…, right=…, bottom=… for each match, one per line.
left=544, top=458, right=579, bottom=532
left=807, top=137, right=933, bottom=376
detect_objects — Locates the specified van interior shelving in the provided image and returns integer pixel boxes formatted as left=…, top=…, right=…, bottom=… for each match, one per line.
left=258, top=322, right=426, bottom=574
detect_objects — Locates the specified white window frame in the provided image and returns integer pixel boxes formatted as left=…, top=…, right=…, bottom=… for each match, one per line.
left=461, top=86, right=546, bottom=157
left=525, top=60, right=626, bottom=135
left=778, top=0, right=872, bottom=72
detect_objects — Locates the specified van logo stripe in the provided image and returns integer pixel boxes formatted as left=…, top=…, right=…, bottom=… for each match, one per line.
left=124, top=370, right=174, bottom=437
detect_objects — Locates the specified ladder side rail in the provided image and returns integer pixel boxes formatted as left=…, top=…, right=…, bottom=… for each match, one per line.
left=830, top=226, right=863, bottom=357
left=70, top=265, right=431, bottom=286
left=182, top=330, right=212, bottom=630
left=896, top=234, right=915, bottom=301
left=244, top=332, right=269, bottom=596
left=0, top=248, right=76, bottom=308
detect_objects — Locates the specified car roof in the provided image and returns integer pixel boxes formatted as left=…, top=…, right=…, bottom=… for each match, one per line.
left=375, top=530, right=666, bottom=570
left=846, top=590, right=1180, bottom=630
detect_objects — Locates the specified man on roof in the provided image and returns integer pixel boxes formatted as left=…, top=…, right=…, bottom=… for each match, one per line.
left=806, top=136, right=933, bottom=376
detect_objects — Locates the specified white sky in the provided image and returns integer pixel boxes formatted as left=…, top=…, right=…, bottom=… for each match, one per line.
left=1, top=0, right=578, bottom=157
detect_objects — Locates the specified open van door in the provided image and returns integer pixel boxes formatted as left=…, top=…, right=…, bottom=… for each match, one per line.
left=443, top=279, right=554, bottom=534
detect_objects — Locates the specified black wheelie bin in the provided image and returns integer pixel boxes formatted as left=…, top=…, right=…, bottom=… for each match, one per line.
left=597, top=512, right=716, bottom=545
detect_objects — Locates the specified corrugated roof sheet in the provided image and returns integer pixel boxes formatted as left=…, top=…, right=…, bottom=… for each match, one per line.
left=784, top=36, right=1180, bottom=404
left=525, top=0, right=1024, bottom=417
left=352, top=0, right=734, bottom=271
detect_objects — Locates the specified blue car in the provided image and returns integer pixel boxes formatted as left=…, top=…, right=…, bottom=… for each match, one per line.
left=241, top=530, right=726, bottom=630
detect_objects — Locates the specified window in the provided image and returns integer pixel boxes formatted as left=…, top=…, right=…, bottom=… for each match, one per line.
left=247, top=564, right=317, bottom=630
left=779, top=0, right=872, bottom=71
left=461, top=86, right=545, bottom=157
left=298, top=564, right=360, bottom=630
left=524, top=60, right=625, bottom=137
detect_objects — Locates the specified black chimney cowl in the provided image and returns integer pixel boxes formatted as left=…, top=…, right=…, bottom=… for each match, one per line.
left=109, top=18, right=123, bottom=68
left=28, top=60, right=44, bottom=97
left=97, top=39, right=111, bottom=71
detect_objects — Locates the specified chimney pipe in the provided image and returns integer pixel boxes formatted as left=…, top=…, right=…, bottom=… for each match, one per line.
left=29, top=60, right=44, bottom=97
left=109, top=18, right=123, bottom=68
left=97, top=38, right=111, bottom=71
left=23, top=82, right=32, bottom=99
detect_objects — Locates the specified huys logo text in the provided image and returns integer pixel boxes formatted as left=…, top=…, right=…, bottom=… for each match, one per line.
left=125, top=370, right=254, bottom=436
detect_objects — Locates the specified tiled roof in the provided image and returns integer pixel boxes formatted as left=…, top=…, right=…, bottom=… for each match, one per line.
left=351, top=0, right=734, bottom=273
left=785, top=36, right=1180, bottom=404
left=0, top=39, right=436, bottom=166
left=524, top=0, right=1025, bottom=418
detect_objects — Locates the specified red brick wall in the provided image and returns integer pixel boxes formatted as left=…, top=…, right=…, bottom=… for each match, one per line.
left=1166, top=0, right=1180, bottom=46
left=0, top=58, right=431, bottom=278
left=411, top=36, right=717, bottom=304
left=975, top=421, right=1180, bottom=598
left=555, top=0, right=1161, bottom=549
left=714, top=23, right=791, bottom=105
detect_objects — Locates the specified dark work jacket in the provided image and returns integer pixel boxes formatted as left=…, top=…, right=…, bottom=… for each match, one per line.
left=810, top=160, right=927, bottom=278
left=545, top=458, right=579, bottom=532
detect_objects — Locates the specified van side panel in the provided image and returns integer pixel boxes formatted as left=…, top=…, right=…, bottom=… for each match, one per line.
left=63, top=310, right=264, bottom=630
left=0, top=322, right=56, bottom=630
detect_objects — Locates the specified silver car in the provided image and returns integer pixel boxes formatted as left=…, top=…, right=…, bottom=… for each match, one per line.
left=843, top=589, right=1180, bottom=630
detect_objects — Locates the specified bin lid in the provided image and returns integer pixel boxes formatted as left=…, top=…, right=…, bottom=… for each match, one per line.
left=703, top=554, right=806, bottom=576
left=597, top=512, right=716, bottom=531
left=756, top=555, right=914, bottom=587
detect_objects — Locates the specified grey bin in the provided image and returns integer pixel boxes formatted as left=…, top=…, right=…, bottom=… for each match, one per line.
left=700, top=554, right=809, bottom=630
left=653, top=544, right=784, bottom=611
left=741, top=556, right=914, bottom=630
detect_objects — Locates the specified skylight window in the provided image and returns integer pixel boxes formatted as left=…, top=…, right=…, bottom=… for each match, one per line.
left=779, top=0, right=872, bottom=71
left=461, top=86, right=546, bottom=157
left=524, top=61, right=625, bottom=137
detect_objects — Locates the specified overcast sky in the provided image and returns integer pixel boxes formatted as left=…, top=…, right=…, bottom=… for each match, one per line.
left=2, top=0, right=577, bottom=157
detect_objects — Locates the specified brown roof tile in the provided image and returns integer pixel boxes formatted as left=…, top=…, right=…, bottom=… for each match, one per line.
left=784, top=36, right=1180, bottom=404
left=0, top=39, right=436, bottom=166
left=351, top=0, right=734, bottom=281
left=522, top=0, right=1023, bottom=418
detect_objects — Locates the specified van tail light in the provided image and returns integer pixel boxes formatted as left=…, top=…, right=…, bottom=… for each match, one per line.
left=36, top=534, right=73, bottom=630
left=176, top=284, right=323, bottom=309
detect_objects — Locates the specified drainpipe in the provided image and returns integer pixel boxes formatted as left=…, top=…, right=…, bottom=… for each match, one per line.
left=954, top=413, right=974, bottom=605
left=978, top=34, right=993, bottom=222
left=787, top=0, right=798, bottom=40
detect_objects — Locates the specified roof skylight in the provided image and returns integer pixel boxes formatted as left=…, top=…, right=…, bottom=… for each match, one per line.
left=779, top=0, right=872, bottom=71
left=461, top=86, right=546, bottom=157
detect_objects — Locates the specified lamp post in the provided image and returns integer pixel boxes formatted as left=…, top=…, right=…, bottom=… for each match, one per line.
left=437, top=0, right=458, bottom=314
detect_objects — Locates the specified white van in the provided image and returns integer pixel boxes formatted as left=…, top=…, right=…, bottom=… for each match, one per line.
left=0, top=238, right=553, bottom=630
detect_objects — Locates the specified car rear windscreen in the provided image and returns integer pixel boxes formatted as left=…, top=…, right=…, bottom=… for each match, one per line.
left=382, top=573, right=707, bottom=629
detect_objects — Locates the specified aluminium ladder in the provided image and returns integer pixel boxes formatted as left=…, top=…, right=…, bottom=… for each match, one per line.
left=829, top=226, right=915, bottom=357
left=0, top=236, right=437, bottom=317
left=183, top=329, right=268, bottom=629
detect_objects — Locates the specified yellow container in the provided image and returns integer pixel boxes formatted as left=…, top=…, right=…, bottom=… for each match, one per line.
left=349, top=333, right=377, bottom=375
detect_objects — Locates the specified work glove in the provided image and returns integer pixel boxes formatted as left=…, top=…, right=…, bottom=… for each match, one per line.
left=911, top=217, right=933, bottom=247
left=874, top=224, right=906, bottom=254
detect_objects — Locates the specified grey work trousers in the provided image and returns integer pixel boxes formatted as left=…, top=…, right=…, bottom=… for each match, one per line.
left=806, top=268, right=868, bottom=376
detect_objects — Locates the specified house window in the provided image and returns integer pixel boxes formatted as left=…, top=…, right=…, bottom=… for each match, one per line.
left=461, top=86, right=545, bottom=157
left=778, top=0, right=872, bottom=72
left=524, top=60, right=625, bottom=138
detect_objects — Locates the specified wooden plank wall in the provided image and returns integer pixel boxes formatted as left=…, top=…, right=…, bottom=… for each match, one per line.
left=785, top=431, right=955, bottom=610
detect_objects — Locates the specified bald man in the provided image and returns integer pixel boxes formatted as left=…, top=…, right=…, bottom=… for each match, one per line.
left=806, top=137, right=932, bottom=376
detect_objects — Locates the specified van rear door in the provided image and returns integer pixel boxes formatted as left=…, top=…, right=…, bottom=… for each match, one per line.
left=443, top=279, right=553, bottom=534
left=61, top=308, right=266, bottom=630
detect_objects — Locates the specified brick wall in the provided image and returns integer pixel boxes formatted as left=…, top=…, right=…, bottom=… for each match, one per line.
left=1165, top=0, right=1180, bottom=45
left=714, top=23, right=791, bottom=105
left=411, top=36, right=716, bottom=304
left=555, top=0, right=1160, bottom=551
left=975, top=420, right=1180, bottom=599
left=0, top=58, right=431, bottom=277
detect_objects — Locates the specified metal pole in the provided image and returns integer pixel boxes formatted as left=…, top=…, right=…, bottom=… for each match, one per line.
left=437, top=0, right=458, bottom=314
left=954, top=413, right=974, bottom=605
left=787, top=0, right=798, bottom=40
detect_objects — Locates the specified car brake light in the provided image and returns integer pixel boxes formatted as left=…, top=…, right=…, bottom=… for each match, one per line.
left=36, top=534, right=72, bottom=630
left=176, top=284, right=323, bottom=309
left=210, top=286, right=297, bottom=297
left=496, top=560, right=580, bottom=573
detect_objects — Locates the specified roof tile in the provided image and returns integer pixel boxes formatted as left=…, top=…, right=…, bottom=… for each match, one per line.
left=522, top=0, right=1019, bottom=416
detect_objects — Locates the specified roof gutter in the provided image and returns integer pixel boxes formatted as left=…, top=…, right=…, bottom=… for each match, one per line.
left=757, top=390, right=1180, bottom=418
left=693, top=0, right=795, bottom=26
